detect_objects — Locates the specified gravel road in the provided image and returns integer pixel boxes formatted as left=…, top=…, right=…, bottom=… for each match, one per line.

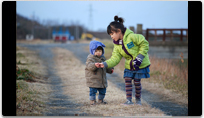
left=17, top=43, right=188, bottom=116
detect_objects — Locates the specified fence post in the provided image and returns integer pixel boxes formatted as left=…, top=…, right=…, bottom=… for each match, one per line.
left=180, top=29, right=183, bottom=42
left=146, top=29, right=149, bottom=41
left=129, top=26, right=135, bottom=33
left=186, top=30, right=188, bottom=43
left=163, top=29, right=166, bottom=41
left=170, top=30, right=173, bottom=41
left=136, top=24, right=143, bottom=34
left=154, top=29, right=157, bottom=41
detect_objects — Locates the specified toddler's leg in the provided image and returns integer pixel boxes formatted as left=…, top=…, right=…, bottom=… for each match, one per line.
left=134, top=78, right=142, bottom=105
left=89, top=87, right=97, bottom=105
left=98, top=88, right=107, bottom=104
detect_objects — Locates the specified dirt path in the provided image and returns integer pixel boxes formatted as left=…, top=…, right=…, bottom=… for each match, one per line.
left=17, top=42, right=187, bottom=116
left=59, top=43, right=188, bottom=116
left=17, top=43, right=87, bottom=116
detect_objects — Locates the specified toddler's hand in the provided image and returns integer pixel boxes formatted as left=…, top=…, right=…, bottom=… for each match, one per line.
left=99, top=63, right=104, bottom=68
left=95, top=63, right=100, bottom=68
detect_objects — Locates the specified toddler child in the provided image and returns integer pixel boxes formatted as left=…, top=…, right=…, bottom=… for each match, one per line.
left=85, top=40, right=114, bottom=105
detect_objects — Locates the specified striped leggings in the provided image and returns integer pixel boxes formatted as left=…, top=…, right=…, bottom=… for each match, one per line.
left=125, top=77, right=142, bottom=100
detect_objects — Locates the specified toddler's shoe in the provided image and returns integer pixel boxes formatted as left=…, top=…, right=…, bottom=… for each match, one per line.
left=121, top=99, right=134, bottom=105
left=98, top=99, right=107, bottom=104
left=135, top=98, right=142, bottom=106
left=90, top=100, right=97, bottom=105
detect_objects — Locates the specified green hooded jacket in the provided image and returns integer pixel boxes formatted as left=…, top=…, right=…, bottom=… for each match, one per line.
left=105, top=28, right=151, bottom=70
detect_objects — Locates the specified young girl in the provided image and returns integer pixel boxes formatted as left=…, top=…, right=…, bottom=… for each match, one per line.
left=96, top=16, right=151, bottom=105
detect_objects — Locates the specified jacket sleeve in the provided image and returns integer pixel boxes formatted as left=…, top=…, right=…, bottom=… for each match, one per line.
left=131, top=34, right=149, bottom=56
left=105, top=45, right=122, bottom=68
left=86, top=57, right=97, bottom=71
left=102, top=56, right=114, bottom=73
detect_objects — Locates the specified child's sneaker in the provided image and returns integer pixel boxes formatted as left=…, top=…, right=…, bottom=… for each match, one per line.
left=121, top=99, right=134, bottom=105
left=98, top=99, right=107, bottom=104
left=90, top=100, right=97, bottom=105
left=135, top=98, right=142, bottom=106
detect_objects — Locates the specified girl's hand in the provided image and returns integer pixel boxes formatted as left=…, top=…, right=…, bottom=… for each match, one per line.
left=99, top=63, right=104, bottom=68
left=111, top=69, right=114, bottom=74
left=133, top=54, right=144, bottom=71
left=95, top=63, right=100, bottom=68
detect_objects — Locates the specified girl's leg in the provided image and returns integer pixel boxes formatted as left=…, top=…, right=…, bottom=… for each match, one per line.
left=134, top=78, right=142, bottom=105
left=124, top=77, right=133, bottom=101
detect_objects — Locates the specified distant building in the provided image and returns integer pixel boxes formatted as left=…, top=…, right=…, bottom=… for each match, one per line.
left=26, top=34, right=33, bottom=40
left=52, top=28, right=72, bottom=42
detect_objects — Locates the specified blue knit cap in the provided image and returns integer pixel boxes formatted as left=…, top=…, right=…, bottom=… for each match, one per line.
left=89, top=41, right=106, bottom=56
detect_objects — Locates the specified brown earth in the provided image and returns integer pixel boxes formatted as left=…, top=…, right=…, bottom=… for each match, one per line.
left=52, top=47, right=165, bottom=116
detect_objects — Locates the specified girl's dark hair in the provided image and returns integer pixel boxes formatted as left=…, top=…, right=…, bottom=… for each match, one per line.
left=107, top=15, right=126, bottom=35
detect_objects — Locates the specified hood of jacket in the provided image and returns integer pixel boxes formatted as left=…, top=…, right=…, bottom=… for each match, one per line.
left=89, top=40, right=106, bottom=56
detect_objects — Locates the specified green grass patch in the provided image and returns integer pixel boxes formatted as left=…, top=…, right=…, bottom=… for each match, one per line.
left=16, top=66, right=36, bottom=82
left=17, top=52, right=25, bottom=58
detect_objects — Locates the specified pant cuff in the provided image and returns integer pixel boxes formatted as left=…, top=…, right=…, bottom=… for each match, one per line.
left=98, top=95, right=105, bottom=100
left=89, top=96, right=96, bottom=100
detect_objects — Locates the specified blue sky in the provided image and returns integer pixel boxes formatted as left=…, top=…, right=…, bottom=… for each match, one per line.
left=17, top=1, right=188, bottom=32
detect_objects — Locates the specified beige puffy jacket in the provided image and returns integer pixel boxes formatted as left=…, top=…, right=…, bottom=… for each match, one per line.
left=85, top=54, right=113, bottom=88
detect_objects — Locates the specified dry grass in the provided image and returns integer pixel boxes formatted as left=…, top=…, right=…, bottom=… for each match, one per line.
left=52, top=47, right=165, bottom=116
left=16, top=39, right=91, bottom=44
left=143, top=56, right=188, bottom=105
left=16, top=46, right=51, bottom=115
left=16, top=80, right=51, bottom=115
left=16, top=46, right=48, bottom=77
left=17, top=39, right=55, bottom=44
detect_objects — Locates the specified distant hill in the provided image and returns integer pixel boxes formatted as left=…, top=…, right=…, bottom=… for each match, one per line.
left=16, top=14, right=48, bottom=39
left=16, top=14, right=84, bottom=40
left=16, top=14, right=111, bottom=40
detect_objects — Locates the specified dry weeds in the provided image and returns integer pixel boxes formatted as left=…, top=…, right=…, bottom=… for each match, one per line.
left=17, top=39, right=55, bottom=44
left=16, top=46, right=51, bottom=115
left=52, top=47, right=165, bottom=116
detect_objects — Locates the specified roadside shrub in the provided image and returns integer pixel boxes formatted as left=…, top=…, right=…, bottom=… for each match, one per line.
left=16, top=65, right=36, bottom=82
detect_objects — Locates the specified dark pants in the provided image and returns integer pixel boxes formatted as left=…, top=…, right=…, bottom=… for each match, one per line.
left=89, top=87, right=106, bottom=100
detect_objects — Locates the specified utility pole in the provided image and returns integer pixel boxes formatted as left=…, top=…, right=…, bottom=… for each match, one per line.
left=89, top=4, right=93, bottom=31
left=32, top=12, right=35, bottom=39
left=75, top=25, right=78, bottom=41
left=75, top=20, right=79, bottom=41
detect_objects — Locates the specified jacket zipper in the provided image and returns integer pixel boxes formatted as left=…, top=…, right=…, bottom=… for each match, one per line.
left=121, top=40, right=134, bottom=71
left=100, top=60, right=105, bottom=88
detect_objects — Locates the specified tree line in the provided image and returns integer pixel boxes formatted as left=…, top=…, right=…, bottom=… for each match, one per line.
left=16, top=14, right=86, bottom=40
